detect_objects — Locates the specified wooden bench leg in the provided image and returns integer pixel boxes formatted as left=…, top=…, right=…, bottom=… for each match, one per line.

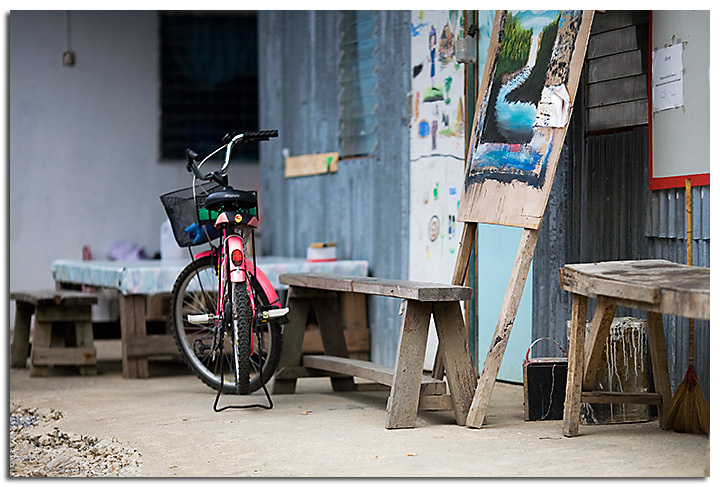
left=386, top=300, right=432, bottom=429
left=563, top=293, right=588, bottom=437
left=313, top=295, right=355, bottom=392
left=29, top=318, right=52, bottom=377
left=11, top=302, right=34, bottom=368
left=646, top=311, right=672, bottom=429
left=75, top=320, right=97, bottom=376
left=119, top=295, right=149, bottom=379
left=273, top=293, right=311, bottom=394
left=432, top=301, right=476, bottom=426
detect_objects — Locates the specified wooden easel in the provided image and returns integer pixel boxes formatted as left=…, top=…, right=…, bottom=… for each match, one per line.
left=432, top=10, right=595, bottom=429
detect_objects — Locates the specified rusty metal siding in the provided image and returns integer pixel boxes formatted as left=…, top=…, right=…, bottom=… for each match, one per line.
left=258, top=11, right=411, bottom=366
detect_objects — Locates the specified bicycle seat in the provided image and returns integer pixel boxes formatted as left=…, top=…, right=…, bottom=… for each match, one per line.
left=204, top=188, right=257, bottom=211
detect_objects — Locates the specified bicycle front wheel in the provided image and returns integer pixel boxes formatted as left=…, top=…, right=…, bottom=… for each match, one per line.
left=170, top=255, right=283, bottom=394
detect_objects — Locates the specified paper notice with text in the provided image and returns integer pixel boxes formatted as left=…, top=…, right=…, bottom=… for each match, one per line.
left=652, top=43, right=684, bottom=112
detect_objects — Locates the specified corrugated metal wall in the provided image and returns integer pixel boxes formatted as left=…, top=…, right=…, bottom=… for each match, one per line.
left=258, top=11, right=411, bottom=366
left=258, top=10, right=710, bottom=396
left=533, top=10, right=710, bottom=401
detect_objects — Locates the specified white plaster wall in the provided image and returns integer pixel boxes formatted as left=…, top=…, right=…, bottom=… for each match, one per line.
left=9, top=11, right=259, bottom=301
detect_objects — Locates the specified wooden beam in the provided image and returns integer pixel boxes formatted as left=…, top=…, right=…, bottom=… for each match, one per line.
left=302, top=355, right=446, bottom=395
left=279, top=274, right=472, bottom=302
left=466, top=228, right=539, bottom=428
left=124, top=334, right=179, bottom=358
left=285, top=152, right=339, bottom=178
left=581, top=391, right=662, bottom=405
left=582, top=299, right=617, bottom=390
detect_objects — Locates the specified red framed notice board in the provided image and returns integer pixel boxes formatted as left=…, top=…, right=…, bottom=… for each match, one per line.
left=648, top=11, right=710, bottom=190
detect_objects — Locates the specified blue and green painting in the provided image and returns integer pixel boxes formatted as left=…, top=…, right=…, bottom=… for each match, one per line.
left=467, top=10, right=584, bottom=189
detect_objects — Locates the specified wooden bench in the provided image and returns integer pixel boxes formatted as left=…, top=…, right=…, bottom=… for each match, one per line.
left=273, top=273, right=477, bottom=429
left=560, top=260, right=710, bottom=437
left=10, top=290, right=98, bottom=376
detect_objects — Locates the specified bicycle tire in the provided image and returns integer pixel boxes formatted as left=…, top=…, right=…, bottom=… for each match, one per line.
left=169, top=255, right=283, bottom=394
left=232, top=281, right=251, bottom=394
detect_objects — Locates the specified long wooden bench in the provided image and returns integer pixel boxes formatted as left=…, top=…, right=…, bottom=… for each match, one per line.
left=273, top=273, right=477, bottom=429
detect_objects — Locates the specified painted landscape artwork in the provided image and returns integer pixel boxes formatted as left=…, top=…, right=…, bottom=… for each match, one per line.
left=458, top=10, right=593, bottom=228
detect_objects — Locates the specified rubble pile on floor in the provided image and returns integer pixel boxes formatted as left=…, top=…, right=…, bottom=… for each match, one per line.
left=10, top=403, right=142, bottom=477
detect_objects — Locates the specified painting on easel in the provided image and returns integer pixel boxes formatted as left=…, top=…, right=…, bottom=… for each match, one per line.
left=458, top=10, right=594, bottom=229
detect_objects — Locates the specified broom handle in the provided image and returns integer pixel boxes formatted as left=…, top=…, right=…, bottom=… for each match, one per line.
left=685, top=178, right=694, bottom=367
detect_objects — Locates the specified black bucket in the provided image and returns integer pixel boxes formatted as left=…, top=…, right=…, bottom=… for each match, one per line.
left=523, top=338, right=567, bottom=421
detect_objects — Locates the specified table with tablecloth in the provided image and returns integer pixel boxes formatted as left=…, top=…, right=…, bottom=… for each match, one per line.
left=52, top=257, right=369, bottom=378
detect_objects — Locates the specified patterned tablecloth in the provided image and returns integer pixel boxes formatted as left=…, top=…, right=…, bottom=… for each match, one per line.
left=51, top=257, right=370, bottom=295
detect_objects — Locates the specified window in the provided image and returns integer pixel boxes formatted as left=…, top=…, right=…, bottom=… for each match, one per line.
left=338, top=11, right=379, bottom=158
left=160, top=12, right=258, bottom=160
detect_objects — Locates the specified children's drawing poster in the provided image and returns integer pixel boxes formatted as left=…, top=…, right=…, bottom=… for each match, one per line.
left=408, top=10, right=494, bottom=369
left=410, top=10, right=466, bottom=160
left=458, top=10, right=593, bottom=229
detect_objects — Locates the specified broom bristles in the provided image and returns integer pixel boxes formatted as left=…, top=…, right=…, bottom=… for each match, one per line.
left=666, top=365, right=710, bottom=435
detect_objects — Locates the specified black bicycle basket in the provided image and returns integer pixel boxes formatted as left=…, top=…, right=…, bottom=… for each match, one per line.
left=160, top=181, right=222, bottom=247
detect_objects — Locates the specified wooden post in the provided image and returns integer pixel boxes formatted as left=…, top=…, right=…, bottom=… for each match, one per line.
left=465, top=227, right=539, bottom=428
left=563, top=293, right=588, bottom=437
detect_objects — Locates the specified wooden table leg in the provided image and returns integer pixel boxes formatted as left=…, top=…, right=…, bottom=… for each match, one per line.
left=646, top=311, right=672, bottom=429
left=432, top=301, right=476, bottom=426
left=119, top=295, right=149, bottom=379
left=563, top=293, right=588, bottom=437
left=386, top=300, right=432, bottom=429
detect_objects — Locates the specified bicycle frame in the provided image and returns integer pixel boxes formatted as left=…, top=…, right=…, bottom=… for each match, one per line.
left=193, top=236, right=281, bottom=313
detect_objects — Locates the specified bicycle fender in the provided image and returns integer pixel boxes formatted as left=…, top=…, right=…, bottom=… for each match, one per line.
left=192, top=247, right=279, bottom=306
left=226, top=236, right=246, bottom=283
left=245, top=261, right=281, bottom=307
left=193, top=249, right=214, bottom=259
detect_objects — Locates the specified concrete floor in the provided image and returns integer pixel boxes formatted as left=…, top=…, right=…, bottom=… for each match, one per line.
left=8, top=340, right=710, bottom=477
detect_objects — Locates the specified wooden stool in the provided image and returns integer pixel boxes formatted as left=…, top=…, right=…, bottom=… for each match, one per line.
left=11, top=290, right=98, bottom=376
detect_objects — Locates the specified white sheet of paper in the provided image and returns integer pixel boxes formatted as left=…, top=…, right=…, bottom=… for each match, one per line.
left=652, top=43, right=684, bottom=112
left=534, top=84, right=571, bottom=128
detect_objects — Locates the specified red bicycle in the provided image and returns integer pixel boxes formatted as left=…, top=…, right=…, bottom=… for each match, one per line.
left=161, top=130, right=287, bottom=410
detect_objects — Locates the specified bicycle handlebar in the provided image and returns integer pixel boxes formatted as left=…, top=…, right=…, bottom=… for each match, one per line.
left=186, top=130, right=278, bottom=182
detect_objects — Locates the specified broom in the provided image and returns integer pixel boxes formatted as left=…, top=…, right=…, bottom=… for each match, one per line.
left=665, top=178, right=710, bottom=435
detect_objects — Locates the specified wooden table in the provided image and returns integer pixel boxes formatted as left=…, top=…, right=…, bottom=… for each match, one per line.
left=560, top=259, right=710, bottom=437
left=51, top=258, right=369, bottom=379
left=275, top=273, right=477, bottom=429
